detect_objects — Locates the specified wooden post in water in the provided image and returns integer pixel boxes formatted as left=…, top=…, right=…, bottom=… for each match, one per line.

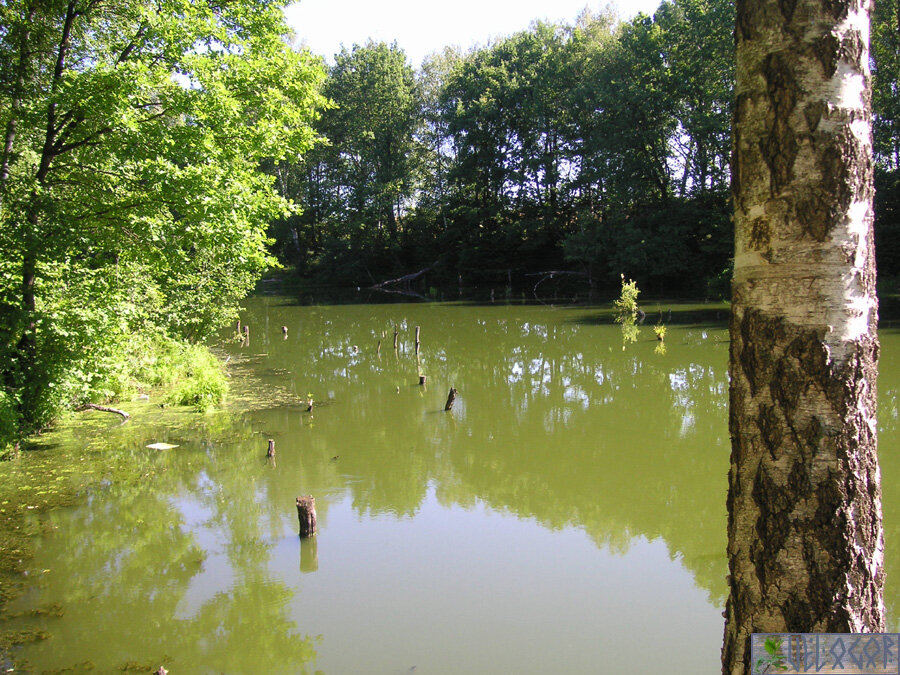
left=242, top=325, right=249, bottom=346
left=393, top=328, right=399, bottom=351
left=444, top=387, right=457, bottom=411
left=296, top=496, right=318, bottom=538
left=266, top=439, right=275, bottom=459
left=377, top=339, right=382, bottom=355
left=419, top=375, right=427, bottom=386
left=415, top=326, right=421, bottom=355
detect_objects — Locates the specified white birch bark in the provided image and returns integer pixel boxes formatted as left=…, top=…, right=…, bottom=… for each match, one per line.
left=723, top=0, right=883, bottom=672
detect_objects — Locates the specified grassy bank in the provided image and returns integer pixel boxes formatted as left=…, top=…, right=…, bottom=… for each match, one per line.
left=0, top=335, right=229, bottom=460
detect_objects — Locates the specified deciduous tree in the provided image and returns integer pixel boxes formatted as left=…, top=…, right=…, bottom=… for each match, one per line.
left=0, top=0, right=326, bottom=427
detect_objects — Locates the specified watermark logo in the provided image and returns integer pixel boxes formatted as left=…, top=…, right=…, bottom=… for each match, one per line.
left=752, top=633, right=900, bottom=674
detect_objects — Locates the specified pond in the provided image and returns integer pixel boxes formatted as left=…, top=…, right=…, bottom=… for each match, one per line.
left=5, top=296, right=900, bottom=674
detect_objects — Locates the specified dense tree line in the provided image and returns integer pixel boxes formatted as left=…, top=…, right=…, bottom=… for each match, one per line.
left=272, top=0, right=900, bottom=297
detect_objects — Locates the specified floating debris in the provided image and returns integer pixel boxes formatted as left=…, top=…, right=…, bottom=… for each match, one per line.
left=146, top=442, right=179, bottom=451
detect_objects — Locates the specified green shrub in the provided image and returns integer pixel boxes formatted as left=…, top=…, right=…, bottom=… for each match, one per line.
left=166, top=345, right=229, bottom=412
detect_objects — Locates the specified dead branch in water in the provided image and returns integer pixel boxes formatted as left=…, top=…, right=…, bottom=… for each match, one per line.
left=369, top=264, right=436, bottom=290
left=80, top=403, right=130, bottom=421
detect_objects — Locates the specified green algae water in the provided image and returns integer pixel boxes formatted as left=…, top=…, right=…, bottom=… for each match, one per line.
left=4, top=297, right=900, bottom=674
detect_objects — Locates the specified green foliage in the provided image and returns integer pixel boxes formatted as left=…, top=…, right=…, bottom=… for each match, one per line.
left=754, top=636, right=788, bottom=673
left=653, top=324, right=667, bottom=341
left=268, top=40, right=419, bottom=281
left=872, top=0, right=900, bottom=169
left=269, top=1, right=738, bottom=294
left=165, top=345, right=229, bottom=413
left=615, top=276, right=641, bottom=344
left=0, top=0, right=327, bottom=430
left=614, top=276, right=641, bottom=323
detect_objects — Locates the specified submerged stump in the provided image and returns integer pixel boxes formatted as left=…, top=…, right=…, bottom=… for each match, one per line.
left=296, top=495, right=318, bottom=538
left=266, top=439, right=275, bottom=459
left=444, top=387, right=457, bottom=411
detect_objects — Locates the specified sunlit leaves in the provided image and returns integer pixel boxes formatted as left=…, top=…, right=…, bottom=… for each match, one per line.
left=0, top=0, right=328, bottom=428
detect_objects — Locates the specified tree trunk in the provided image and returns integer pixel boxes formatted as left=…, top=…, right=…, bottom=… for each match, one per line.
left=16, top=0, right=77, bottom=426
left=0, top=3, right=37, bottom=203
left=723, top=1, right=883, bottom=673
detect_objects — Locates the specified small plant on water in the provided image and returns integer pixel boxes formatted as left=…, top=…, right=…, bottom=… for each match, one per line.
left=615, top=275, right=641, bottom=344
left=614, top=274, right=640, bottom=324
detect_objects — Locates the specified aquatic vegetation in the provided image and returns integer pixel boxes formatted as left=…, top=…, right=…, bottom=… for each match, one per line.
left=165, top=345, right=229, bottom=412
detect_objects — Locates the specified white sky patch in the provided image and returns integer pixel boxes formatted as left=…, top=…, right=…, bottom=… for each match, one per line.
left=284, top=0, right=664, bottom=66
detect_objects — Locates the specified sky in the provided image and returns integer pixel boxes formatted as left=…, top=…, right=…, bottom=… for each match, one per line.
left=283, top=0, right=664, bottom=67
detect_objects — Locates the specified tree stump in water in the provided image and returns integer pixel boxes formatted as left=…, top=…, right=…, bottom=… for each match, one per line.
left=296, top=496, right=317, bottom=538
left=267, top=439, right=275, bottom=459
left=393, top=328, right=399, bottom=350
left=415, top=326, right=420, bottom=354
left=444, top=387, right=457, bottom=411
left=419, top=375, right=426, bottom=386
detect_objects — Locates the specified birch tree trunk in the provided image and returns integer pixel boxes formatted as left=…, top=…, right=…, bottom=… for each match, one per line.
left=723, top=0, right=883, bottom=672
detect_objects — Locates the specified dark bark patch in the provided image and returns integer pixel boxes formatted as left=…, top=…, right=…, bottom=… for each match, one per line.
left=778, top=0, right=798, bottom=22
left=804, top=101, right=825, bottom=133
left=783, top=594, right=814, bottom=632
left=735, top=0, right=762, bottom=42
left=787, top=458, right=811, bottom=499
left=796, top=191, right=831, bottom=241
left=841, top=30, right=865, bottom=71
left=762, top=53, right=800, bottom=193
left=748, top=218, right=771, bottom=250
left=738, top=309, right=785, bottom=395
left=752, top=464, right=794, bottom=586
left=823, top=0, right=851, bottom=23
left=758, top=404, right=784, bottom=459
left=811, top=34, right=841, bottom=79
left=810, top=30, right=864, bottom=81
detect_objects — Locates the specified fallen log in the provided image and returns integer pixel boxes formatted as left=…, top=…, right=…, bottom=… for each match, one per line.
left=80, top=403, right=130, bottom=421
left=369, top=264, right=436, bottom=290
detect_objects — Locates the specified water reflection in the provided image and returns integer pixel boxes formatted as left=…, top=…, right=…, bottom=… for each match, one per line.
left=16, top=299, right=900, bottom=672
left=14, top=416, right=319, bottom=673
left=236, top=299, right=732, bottom=606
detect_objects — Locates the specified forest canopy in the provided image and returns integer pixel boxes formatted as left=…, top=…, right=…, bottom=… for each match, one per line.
left=269, top=0, right=900, bottom=298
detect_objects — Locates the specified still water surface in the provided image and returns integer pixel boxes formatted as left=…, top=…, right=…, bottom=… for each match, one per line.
left=10, top=297, right=900, bottom=673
